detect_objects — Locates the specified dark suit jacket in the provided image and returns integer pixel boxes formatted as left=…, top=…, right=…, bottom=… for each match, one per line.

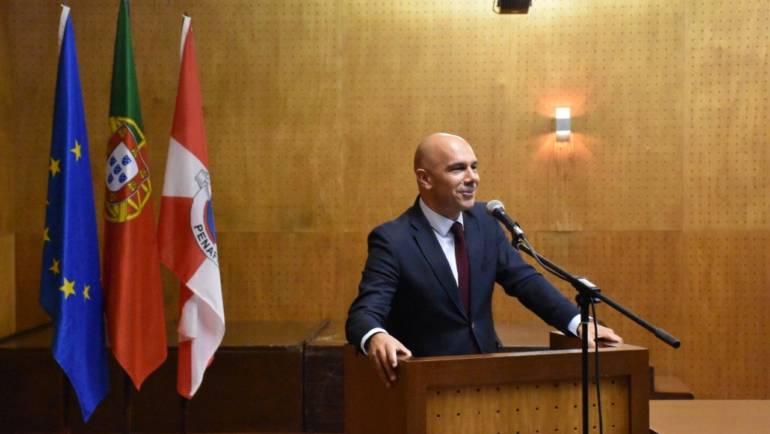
left=345, top=199, right=580, bottom=357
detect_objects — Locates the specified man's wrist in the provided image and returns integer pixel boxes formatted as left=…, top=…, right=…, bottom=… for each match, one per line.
left=573, top=316, right=595, bottom=338
left=360, top=327, right=387, bottom=355
left=567, top=314, right=581, bottom=336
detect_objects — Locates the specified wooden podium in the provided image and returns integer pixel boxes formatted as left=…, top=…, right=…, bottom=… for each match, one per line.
left=345, top=342, right=649, bottom=434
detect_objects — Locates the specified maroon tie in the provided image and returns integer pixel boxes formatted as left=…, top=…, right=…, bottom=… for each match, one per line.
left=450, top=222, right=470, bottom=314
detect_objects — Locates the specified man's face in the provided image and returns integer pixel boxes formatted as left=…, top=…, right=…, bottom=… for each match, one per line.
left=418, top=138, right=479, bottom=219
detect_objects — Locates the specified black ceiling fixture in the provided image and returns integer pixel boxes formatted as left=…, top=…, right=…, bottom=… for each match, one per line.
left=493, top=0, right=532, bottom=14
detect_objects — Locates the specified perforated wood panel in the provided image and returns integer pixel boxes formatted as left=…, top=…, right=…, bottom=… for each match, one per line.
left=492, top=230, right=683, bottom=332
left=494, top=229, right=770, bottom=399
left=677, top=231, right=770, bottom=397
left=0, top=0, right=11, bottom=234
left=684, top=1, right=770, bottom=229
left=499, top=0, right=685, bottom=232
left=0, top=0, right=14, bottom=336
left=427, top=377, right=629, bottom=433
left=4, top=0, right=770, bottom=398
left=219, top=231, right=365, bottom=321
left=340, top=0, right=510, bottom=230
left=0, top=234, right=14, bottom=336
left=185, top=0, right=344, bottom=232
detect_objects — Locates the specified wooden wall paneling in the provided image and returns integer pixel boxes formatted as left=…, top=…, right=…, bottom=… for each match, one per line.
left=679, top=231, right=770, bottom=398
left=0, top=0, right=15, bottom=337
left=219, top=231, right=365, bottom=322
left=502, top=0, right=684, bottom=232
left=0, top=0, right=12, bottom=236
left=9, top=2, right=76, bottom=244
left=683, top=0, right=770, bottom=230
left=13, top=233, right=47, bottom=330
left=680, top=0, right=770, bottom=398
left=339, top=0, right=510, bottom=232
left=492, top=230, right=683, bottom=331
left=0, top=235, right=15, bottom=337
left=188, top=0, right=343, bottom=233
left=493, top=229, right=770, bottom=399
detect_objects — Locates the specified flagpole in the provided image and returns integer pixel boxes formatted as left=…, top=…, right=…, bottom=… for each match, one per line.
left=180, top=396, right=189, bottom=434
left=60, top=374, right=71, bottom=434
left=123, top=372, right=133, bottom=434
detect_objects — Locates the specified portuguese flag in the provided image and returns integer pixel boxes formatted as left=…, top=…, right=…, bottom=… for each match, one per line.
left=103, top=0, right=167, bottom=390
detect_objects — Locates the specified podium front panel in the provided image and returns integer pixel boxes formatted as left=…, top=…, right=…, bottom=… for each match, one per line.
left=426, top=377, right=630, bottom=433
left=345, top=345, right=649, bottom=434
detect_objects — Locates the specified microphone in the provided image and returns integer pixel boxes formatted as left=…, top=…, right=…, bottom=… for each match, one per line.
left=485, top=200, right=524, bottom=238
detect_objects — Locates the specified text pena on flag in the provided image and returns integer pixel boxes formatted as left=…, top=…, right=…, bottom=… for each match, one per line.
left=190, top=169, right=218, bottom=264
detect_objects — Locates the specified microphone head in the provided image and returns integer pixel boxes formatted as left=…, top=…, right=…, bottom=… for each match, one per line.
left=486, top=200, right=505, bottom=215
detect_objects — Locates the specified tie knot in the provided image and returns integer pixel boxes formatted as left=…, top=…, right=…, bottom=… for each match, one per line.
left=450, top=221, right=464, bottom=237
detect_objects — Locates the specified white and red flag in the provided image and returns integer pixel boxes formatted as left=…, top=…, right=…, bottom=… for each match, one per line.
left=158, top=16, right=225, bottom=399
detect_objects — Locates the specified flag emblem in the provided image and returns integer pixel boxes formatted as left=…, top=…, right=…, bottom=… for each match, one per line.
left=106, top=143, right=138, bottom=191
left=191, top=169, right=218, bottom=264
left=104, top=124, right=152, bottom=222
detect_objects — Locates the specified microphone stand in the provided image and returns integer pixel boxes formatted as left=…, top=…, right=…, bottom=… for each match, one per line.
left=508, top=227, right=680, bottom=434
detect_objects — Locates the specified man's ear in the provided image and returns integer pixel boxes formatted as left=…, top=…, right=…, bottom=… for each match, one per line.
left=416, top=168, right=431, bottom=190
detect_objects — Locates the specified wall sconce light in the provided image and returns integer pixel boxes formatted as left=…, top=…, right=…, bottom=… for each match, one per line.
left=555, top=107, right=571, bottom=142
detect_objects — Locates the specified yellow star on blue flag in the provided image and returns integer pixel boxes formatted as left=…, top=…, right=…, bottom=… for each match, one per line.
left=39, top=7, right=108, bottom=422
left=70, top=140, right=82, bottom=161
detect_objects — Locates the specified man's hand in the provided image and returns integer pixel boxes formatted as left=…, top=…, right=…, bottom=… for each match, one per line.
left=577, top=323, right=623, bottom=348
left=366, top=332, right=412, bottom=388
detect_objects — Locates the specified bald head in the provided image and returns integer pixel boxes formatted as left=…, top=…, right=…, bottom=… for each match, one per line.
left=413, top=132, right=479, bottom=219
left=413, top=133, right=470, bottom=172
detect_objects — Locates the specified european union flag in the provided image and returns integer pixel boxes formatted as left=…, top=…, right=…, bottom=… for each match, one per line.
left=39, top=7, right=109, bottom=422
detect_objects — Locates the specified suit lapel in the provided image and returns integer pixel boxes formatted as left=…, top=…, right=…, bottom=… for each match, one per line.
left=408, top=204, right=468, bottom=319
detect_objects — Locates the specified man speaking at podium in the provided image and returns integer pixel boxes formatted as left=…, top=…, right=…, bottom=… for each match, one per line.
left=345, top=132, right=622, bottom=387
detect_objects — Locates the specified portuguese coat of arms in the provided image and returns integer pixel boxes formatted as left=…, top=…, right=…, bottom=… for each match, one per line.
left=105, top=123, right=152, bottom=222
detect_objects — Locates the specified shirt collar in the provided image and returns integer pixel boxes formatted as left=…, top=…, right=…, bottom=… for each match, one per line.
left=418, top=197, right=464, bottom=237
